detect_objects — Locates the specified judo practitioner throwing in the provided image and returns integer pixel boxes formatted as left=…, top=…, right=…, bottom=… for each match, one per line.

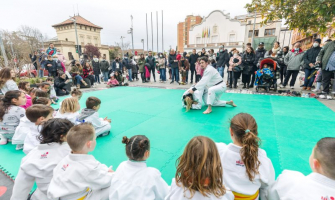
left=188, top=56, right=236, bottom=114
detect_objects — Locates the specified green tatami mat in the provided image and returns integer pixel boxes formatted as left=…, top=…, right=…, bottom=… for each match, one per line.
left=1, top=87, right=335, bottom=184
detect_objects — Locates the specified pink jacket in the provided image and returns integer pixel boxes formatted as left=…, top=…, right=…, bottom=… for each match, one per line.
left=107, top=79, right=119, bottom=86
left=228, top=55, right=242, bottom=71
left=195, top=62, right=201, bottom=75
left=21, top=94, right=32, bottom=109
left=56, top=53, right=66, bottom=63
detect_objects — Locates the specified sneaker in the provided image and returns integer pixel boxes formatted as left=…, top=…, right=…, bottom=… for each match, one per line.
left=170, top=81, right=174, bottom=84
left=0, top=134, right=8, bottom=145
left=312, top=89, right=319, bottom=92
left=319, top=95, right=326, bottom=99
left=290, top=86, right=294, bottom=89
left=16, top=144, right=24, bottom=150
left=99, top=131, right=110, bottom=137
left=279, top=84, right=285, bottom=88
left=327, top=95, right=333, bottom=100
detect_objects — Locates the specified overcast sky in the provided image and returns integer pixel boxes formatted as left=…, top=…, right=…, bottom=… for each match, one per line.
left=1, top=0, right=251, bottom=52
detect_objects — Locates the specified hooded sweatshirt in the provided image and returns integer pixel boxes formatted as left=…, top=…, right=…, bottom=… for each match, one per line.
left=78, top=108, right=95, bottom=122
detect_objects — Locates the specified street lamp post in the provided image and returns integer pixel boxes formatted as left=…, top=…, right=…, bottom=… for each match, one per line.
left=251, top=11, right=257, bottom=48
left=128, top=15, right=134, bottom=56
left=141, top=39, right=144, bottom=55
left=70, top=16, right=80, bottom=59
left=120, top=36, right=125, bottom=59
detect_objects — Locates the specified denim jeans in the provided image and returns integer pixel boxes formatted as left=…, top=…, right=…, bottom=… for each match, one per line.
left=303, top=68, right=316, bottom=87
left=217, top=66, right=224, bottom=78
left=171, top=67, right=179, bottom=82
left=128, top=69, right=133, bottom=81
left=159, top=68, right=166, bottom=81
left=102, top=71, right=109, bottom=82
left=75, top=75, right=83, bottom=84
left=94, top=75, right=100, bottom=83
left=39, top=69, right=44, bottom=78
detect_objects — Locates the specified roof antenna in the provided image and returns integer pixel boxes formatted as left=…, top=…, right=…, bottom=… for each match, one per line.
left=77, top=4, right=79, bottom=16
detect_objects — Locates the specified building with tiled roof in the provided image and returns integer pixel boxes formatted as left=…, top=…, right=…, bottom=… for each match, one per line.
left=50, top=15, right=109, bottom=61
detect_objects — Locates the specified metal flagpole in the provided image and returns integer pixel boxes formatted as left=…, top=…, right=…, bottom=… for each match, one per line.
left=146, top=13, right=148, bottom=54
left=156, top=11, right=158, bottom=53
left=151, top=12, right=153, bottom=52
left=131, top=15, right=134, bottom=56
left=162, top=10, right=164, bottom=53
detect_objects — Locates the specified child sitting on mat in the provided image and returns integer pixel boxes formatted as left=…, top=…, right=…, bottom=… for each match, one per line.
left=109, top=135, right=169, bottom=200
left=11, top=118, right=73, bottom=200
left=78, top=97, right=111, bottom=137
left=58, top=88, right=82, bottom=108
left=47, top=123, right=113, bottom=200
left=0, top=90, right=26, bottom=145
left=216, top=113, right=275, bottom=200
left=23, top=105, right=54, bottom=154
left=165, top=136, right=234, bottom=200
left=55, top=97, right=80, bottom=124
left=269, top=137, right=335, bottom=199
left=107, top=73, right=119, bottom=87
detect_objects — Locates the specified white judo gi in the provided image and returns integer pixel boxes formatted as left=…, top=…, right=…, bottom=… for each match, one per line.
left=268, top=170, right=335, bottom=200
left=182, top=87, right=203, bottom=110
left=23, top=125, right=41, bottom=154
left=0, top=105, right=25, bottom=140
left=216, top=143, right=275, bottom=200
left=47, top=154, right=113, bottom=200
left=109, top=160, right=169, bottom=200
left=78, top=109, right=111, bottom=137
left=55, top=111, right=80, bottom=124
left=11, top=142, right=71, bottom=200
left=193, top=65, right=227, bottom=107
left=165, top=178, right=234, bottom=200
left=12, top=116, right=35, bottom=145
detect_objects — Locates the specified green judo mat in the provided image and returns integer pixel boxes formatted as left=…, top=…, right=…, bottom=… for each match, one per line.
left=1, top=87, right=335, bottom=184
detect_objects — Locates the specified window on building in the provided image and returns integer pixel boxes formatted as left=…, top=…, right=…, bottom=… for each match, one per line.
left=211, top=35, right=218, bottom=43
left=94, top=28, right=96, bottom=32
left=229, top=34, right=236, bottom=42
left=68, top=52, right=74, bottom=60
left=248, top=21, right=251, bottom=25
left=196, top=37, right=201, bottom=44
left=248, top=30, right=259, bottom=38
left=80, top=26, right=82, bottom=29
left=95, top=44, right=98, bottom=46
left=90, top=27, right=92, bottom=31
left=85, top=26, right=87, bottom=30
left=213, top=26, right=218, bottom=34
left=65, top=38, right=68, bottom=41
left=265, top=28, right=276, bottom=36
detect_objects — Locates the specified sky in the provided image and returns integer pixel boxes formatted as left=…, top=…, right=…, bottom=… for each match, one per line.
left=0, top=0, right=251, bottom=52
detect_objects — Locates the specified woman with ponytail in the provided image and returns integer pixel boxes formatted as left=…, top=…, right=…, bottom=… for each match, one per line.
left=216, top=113, right=275, bottom=200
left=181, top=87, right=203, bottom=111
left=109, top=135, right=169, bottom=200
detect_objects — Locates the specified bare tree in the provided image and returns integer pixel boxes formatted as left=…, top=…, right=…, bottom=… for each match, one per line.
left=114, top=41, right=131, bottom=50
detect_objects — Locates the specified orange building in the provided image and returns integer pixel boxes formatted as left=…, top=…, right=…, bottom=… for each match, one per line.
left=177, top=15, right=202, bottom=52
left=291, top=27, right=335, bottom=50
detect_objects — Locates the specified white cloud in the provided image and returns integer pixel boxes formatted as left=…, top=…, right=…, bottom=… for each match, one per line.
left=0, top=0, right=251, bottom=52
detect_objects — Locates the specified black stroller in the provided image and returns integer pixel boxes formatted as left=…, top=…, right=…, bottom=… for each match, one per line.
left=255, top=58, right=279, bottom=93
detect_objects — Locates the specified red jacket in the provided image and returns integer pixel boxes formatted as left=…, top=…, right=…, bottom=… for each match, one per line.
left=83, top=67, right=93, bottom=78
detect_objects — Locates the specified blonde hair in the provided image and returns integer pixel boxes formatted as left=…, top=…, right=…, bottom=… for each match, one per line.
left=184, top=96, right=193, bottom=112
left=67, top=123, right=95, bottom=152
left=60, top=97, right=80, bottom=114
left=176, top=136, right=226, bottom=198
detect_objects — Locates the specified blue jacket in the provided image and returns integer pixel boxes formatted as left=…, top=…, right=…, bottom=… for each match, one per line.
left=112, top=61, right=123, bottom=72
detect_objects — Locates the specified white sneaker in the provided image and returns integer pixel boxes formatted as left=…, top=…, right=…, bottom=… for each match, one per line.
left=290, top=86, right=294, bottom=89
left=279, top=84, right=285, bottom=88
left=312, top=89, right=319, bottom=92
left=327, top=95, right=333, bottom=100
left=0, top=134, right=8, bottom=145
left=319, top=95, right=326, bottom=99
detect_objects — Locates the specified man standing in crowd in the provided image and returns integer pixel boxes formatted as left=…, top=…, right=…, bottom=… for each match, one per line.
left=216, top=45, right=230, bottom=78
left=188, top=49, right=199, bottom=84
left=112, top=57, right=123, bottom=73
left=123, top=54, right=133, bottom=82
left=46, top=43, right=57, bottom=56
left=56, top=49, right=66, bottom=65
left=168, top=49, right=179, bottom=84
left=317, top=39, right=335, bottom=99
left=99, top=55, right=110, bottom=83
left=30, top=51, right=38, bottom=70
left=280, top=42, right=305, bottom=89
left=145, top=51, right=156, bottom=82
left=252, top=42, right=267, bottom=87
left=302, top=38, right=322, bottom=91
left=39, top=49, right=47, bottom=78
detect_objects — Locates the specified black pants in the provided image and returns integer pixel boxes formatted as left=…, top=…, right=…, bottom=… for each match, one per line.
left=196, top=74, right=201, bottom=83
left=228, top=71, right=233, bottom=87
left=242, top=74, right=251, bottom=84
left=49, top=71, right=57, bottom=78
left=86, top=75, right=95, bottom=85
left=249, top=71, right=256, bottom=86
left=140, top=72, right=146, bottom=82
left=55, top=88, right=69, bottom=96
left=185, top=70, right=189, bottom=82
left=322, top=70, right=334, bottom=93
left=132, top=71, right=138, bottom=80
left=150, top=68, right=156, bottom=81
left=280, top=65, right=287, bottom=83
left=190, top=65, right=195, bottom=83
left=283, top=70, right=299, bottom=87
left=233, top=72, right=241, bottom=87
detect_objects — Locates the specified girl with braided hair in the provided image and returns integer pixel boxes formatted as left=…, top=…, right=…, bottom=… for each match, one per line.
left=109, top=135, right=169, bottom=200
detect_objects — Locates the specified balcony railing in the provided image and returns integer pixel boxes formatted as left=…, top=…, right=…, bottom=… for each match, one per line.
left=185, top=41, right=244, bottom=48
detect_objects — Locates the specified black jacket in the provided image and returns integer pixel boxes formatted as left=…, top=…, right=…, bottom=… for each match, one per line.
left=45, top=60, right=57, bottom=72
left=188, top=53, right=199, bottom=66
left=217, top=50, right=230, bottom=67
left=54, top=77, right=67, bottom=90
left=254, top=48, right=267, bottom=65
left=303, top=46, right=322, bottom=69
left=242, top=53, right=256, bottom=75
left=168, top=53, right=178, bottom=68
left=92, top=60, right=100, bottom=75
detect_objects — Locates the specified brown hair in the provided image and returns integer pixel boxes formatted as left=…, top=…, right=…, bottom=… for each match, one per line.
left=59, top=97, right=80, bottom=114
left=122, top=135, right=150, bottom=161
left=175, top=136, right=225, bottom=198
left=18, top=81, right=30, bottom=92
left=230, top=113, right=260, bottom=181
left=314, top=137, right=335, bottom=179
left=86, top=96, right=101, bottom=109
left=26, top=104, right=54, bottom=122
left=33, top=97, right=50, bottom=105
left=0, top=67, right=14, bottom=88
left=39, top=82, right=50, bottom=88
left=184, top=96, right=193, bottom=112
left=67, top=123, right=95, bottom=152
left=70, top=88, right=82, bottom=99
left=46, top=77, right=54, bottom=82
left=39, top=118, right=74, bottom=144
left=0, top=90, right=22, bottom=121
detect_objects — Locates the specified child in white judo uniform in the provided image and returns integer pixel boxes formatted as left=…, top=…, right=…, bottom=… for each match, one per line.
left=78, top=96, right=111, bottom=137
left=269, top=137, right=335, bottom=200
left=12, top=96, right=52, bottom=150
left=55, top=97, right=80, bottom=124
left=109, top=135, right=169, bottom=200
left=11, top=118, right=74, bottom=200
left=0, top=90, right=26, bottom=145
left=47, top=123, right=114, bottom=200
left=216, top=113, right=275, bottom=200
left=188, top=57, right=236, bottom=114
left=23, top=105, right=54, bottom=154
left=165, top=136, right=234, bottom=200
left=182, top=87, right=203, bottom=111
left=58, top=88, right=82, bottom=108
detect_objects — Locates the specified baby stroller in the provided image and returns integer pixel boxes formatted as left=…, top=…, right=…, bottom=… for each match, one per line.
left=255, top=58, right=279, bottom=93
